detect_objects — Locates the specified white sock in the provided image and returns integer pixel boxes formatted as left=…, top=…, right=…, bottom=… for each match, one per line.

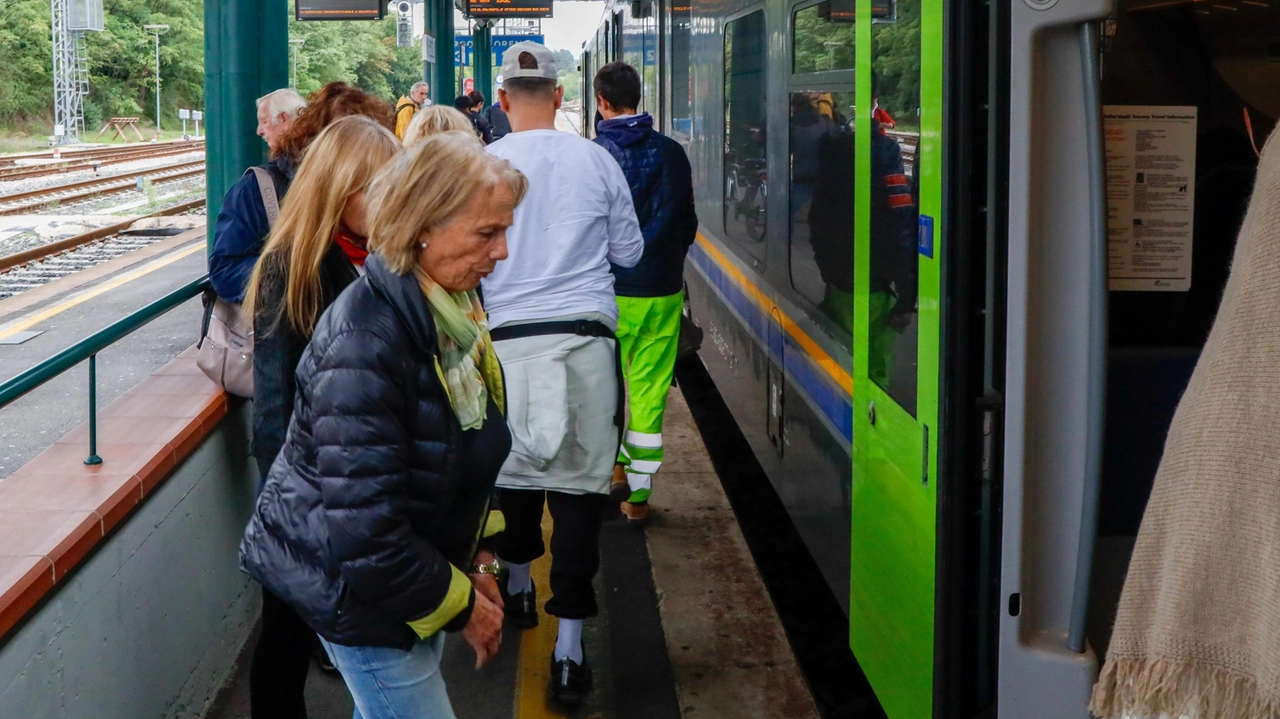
left=554, top=618, right=584, bottom=664
left=504, top=561, right=531, bottom=595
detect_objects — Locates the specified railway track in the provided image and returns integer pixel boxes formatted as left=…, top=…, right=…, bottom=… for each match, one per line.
left=0, top=200, right=205, bottom=299
left=0, top=161, right=206, bottom=216
left=0, top=140, right=205, bottom=169
left=0, top=145, right=206, bottom=182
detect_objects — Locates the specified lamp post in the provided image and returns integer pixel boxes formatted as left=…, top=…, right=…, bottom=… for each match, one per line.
left=289, top=38, right=305, bottom=89
left=143, top=24, right=170, bottom=136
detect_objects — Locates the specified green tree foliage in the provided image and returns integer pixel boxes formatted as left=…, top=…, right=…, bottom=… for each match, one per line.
left=871, top=0, right=921, bottom=127
left=288, top=2, right=424, bottom=103
left=793, top=3, right=855, bottom=74
left=85, top=0, right=204, bottom=129
left=0, top=0, right=53, bottom=121
left=0, top=1, right=426, bottom=130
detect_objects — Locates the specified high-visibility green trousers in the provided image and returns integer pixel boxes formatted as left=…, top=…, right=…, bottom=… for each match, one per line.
left=616, top=291, right=684, bottom=504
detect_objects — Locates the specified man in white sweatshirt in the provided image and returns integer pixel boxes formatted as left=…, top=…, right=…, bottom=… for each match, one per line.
left=482, top=41, right=644, bottom=706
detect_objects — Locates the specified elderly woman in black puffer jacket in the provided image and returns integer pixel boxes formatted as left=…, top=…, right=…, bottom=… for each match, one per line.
left=240, top=131, right=527, bottom=719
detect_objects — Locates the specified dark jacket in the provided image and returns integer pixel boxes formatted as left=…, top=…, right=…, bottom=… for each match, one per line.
left=251, top=245, right=360, bottom=483
left=209, top=158, right=292, bottom=303
left=593, top=113, right=698, bottom=297
left=468, top=111, right=494, bottom=145
left=483, top=103, right=511, bottom=141
left=239, top=253, right=511, bottom=649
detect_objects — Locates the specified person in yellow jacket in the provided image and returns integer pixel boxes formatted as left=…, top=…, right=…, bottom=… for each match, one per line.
left=394, top=82, right=431, bottom=139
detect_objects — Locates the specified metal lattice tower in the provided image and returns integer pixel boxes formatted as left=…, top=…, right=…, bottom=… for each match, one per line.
left=51, top=0, right=88, bottom=144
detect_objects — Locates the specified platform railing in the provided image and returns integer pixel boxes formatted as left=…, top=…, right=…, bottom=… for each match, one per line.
left=0, top=275, right=210, bottom=465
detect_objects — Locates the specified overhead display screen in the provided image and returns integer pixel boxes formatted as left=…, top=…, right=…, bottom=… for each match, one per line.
left=465, top=0, right=553, bottom=19
left=297, top=0, right=385, bottom=21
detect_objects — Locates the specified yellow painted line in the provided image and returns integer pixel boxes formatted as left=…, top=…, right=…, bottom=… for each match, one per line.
left=515, top=508, right=568, bottom=718
left=694, top=233, right=854, bottom=395
left=0, top=241, right=204, bottom=342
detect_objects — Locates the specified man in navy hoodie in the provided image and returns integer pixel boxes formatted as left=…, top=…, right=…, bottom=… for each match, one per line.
left=592, top=61, right=698, bottom=526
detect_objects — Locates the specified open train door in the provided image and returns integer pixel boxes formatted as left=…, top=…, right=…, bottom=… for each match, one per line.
left=846, top=0, right=943, bottom=716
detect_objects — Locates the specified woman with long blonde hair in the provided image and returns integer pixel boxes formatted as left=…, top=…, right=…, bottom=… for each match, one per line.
left=239, top=114, right=400, bottom=719
left=401, top=104, right=476, bottom=146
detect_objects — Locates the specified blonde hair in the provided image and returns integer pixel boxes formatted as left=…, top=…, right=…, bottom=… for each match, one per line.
left=402, top=106, right=477, bottom=147
left=367, top=130, right=527, bottom=280
left=243, top=115, right=401, bottom=335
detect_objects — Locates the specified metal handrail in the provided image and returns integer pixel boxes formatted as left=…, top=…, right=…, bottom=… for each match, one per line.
left=0, top=275, right=210, bottom=465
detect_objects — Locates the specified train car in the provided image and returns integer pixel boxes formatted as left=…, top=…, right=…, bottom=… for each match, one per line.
left=581, top=1, right=1277, bottom=717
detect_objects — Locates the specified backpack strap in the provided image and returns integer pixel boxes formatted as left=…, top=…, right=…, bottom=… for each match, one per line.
left=246, top=166, right=281, bottom=229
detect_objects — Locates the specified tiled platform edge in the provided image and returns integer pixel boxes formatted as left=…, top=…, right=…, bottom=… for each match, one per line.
left=0, top=346, right=263, bottom=719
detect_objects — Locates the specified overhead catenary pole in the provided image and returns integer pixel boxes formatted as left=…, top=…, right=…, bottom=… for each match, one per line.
left=143, top=24, right=170, bottom=136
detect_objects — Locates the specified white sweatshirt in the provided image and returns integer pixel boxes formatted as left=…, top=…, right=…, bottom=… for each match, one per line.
left=483, top=129, right=644, bottom=328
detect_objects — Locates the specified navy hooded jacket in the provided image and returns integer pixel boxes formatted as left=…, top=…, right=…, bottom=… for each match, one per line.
left=209, top=158, right=291, bottom=303
left=593, top=113, right=698, bottom=298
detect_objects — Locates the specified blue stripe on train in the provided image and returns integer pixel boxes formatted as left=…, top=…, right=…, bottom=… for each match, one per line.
left=688, top=244, right=854, bottom=444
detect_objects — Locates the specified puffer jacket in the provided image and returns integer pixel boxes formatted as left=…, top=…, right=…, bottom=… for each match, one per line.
left=239, top=253, right=511, bottom=649
left=593, top=112, right=698, bottom=298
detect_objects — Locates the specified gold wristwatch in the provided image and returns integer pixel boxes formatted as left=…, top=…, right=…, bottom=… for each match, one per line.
left=470, top=560, right=501, bottom=576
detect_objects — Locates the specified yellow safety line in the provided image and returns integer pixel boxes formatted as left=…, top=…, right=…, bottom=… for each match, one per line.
left=0, top=241, right=204, bottom=342
left=514, top=508, right=568, bottom=718
left=694, top=234, right=854, bottom=394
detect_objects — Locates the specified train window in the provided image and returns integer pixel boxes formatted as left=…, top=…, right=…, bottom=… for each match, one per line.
left=792, top=0, right=856, bottom=74
left=668, top=2, right=692, bottom=139
left=867, top=0, right=920, bottom=415
left=723, top=10, right=768, bottom=261
left=788, top=91, right=856, bottom=343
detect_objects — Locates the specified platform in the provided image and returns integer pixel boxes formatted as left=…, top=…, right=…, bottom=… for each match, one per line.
left=204, top=386, right=820, bottom=719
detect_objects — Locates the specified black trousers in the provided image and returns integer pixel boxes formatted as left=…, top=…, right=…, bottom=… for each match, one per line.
left=496, top=488, right=608, bottom=619
left=250, top=589, right=315, bottom=719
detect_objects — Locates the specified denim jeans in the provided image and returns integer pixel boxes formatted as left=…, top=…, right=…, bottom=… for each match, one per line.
left=318, top=633, right=456, bottom=719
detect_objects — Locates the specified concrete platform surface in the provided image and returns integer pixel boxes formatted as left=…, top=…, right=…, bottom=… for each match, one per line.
left=204, top=388, right=819, bottom=719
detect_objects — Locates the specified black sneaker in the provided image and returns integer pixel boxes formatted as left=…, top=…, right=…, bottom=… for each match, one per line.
left=498, top=573, right=538, bottom=629
left=548, top=650, right=593, bottom=706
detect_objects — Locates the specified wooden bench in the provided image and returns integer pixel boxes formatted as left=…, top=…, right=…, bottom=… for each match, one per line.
left=95, top=117, right=146, bottom=142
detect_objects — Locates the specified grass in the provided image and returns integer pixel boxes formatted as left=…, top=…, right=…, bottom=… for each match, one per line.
left=0, top=123, right=199, bottom=157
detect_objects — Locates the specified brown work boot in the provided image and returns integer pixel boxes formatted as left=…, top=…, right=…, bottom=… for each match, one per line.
left=609, top=464, right=630, bottom=504
left=621, top=501, right=650, bottom=527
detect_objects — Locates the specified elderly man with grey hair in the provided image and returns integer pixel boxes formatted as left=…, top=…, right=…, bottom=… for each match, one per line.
left=395, top=81, right=430, bottom=139
left=255, top=88, right=306, bottom=153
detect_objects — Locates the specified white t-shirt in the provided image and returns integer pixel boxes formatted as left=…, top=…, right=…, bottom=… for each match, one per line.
left=483, top=129, right=644, bottom=328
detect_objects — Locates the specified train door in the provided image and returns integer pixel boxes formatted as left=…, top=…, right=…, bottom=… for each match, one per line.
left=998, top=0, right=1278, bottom=717
left=847, top=0, right=943, bottom=716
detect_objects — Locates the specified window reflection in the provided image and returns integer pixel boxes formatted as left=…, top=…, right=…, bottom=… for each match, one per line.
left=724, top=11, right=768, bottom=259
left=789, top=91, right=856, bottom=338
left=793, top=0, right=856, bottom=74
left=670, top=3, right=692, bottom=138
left=868, top=0, right=920, bottom=415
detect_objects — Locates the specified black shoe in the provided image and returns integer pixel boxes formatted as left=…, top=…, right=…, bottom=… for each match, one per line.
left=313, top=644, right=340, bottom=675
left=548, top=651, right=593, bottom=706
left=498, top=573, right=539, bottom=629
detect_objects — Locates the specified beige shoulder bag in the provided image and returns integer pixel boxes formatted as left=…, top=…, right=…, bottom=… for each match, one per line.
left=197, top=167, right=280, bottom=398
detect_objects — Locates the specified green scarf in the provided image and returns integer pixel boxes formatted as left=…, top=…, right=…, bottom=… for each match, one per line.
left=417, top=272, right=504, bottom=431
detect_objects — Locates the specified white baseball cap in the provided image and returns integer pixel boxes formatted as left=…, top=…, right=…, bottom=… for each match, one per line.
left=500, top=41, right=558, bottom=81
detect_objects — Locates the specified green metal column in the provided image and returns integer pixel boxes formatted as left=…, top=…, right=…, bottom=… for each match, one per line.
left=427, top=0, right=456, bottom=105
left=472, top=23, right=492, bottom=102
left=203, top=0, right=289, bottom=250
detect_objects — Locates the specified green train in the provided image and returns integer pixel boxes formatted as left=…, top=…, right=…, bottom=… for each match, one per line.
left=581, top=0, right=1276, bottom=716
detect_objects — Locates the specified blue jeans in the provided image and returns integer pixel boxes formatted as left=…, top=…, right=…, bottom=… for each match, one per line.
left=318, top=633, right=456, bottom=719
